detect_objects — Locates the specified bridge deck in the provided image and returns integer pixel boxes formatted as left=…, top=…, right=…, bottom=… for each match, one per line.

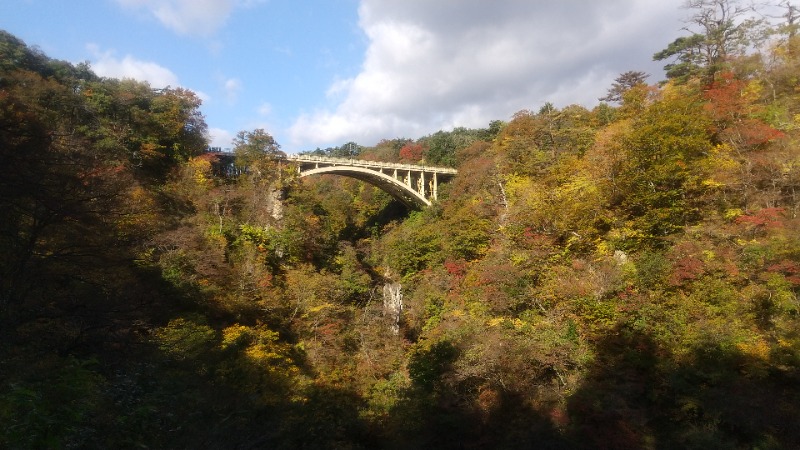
left=285, top=155, right=458, bottom=174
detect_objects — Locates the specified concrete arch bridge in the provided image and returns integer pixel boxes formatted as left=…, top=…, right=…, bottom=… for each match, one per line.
left=284, top=155, right=458, bottom=209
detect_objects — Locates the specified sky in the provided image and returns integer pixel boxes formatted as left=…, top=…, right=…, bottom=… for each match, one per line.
left=4, top=0, right=688, bottom=153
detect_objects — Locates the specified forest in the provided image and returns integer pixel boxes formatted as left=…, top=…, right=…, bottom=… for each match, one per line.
left=2, top=0, right=800, bottom=448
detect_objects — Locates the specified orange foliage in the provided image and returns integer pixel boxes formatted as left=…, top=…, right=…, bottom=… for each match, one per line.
left=735, top=207, right=786, bottom=232
left=704, top=71, right=785, bottom=147
left=399, top=142, right=426, bottom=162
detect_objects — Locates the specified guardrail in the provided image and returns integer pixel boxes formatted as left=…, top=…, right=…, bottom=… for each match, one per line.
left=284, top=155, right=458, bottom=174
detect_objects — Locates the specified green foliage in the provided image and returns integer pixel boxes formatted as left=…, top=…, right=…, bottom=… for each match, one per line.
left=0, top=357, right=104, bottom=449
left=420, top=126, right=488, bottom=166
left=377, top=210, right=444, bottom=279
left=303, top=141, right=362, bottom=158
left=654, top=0, right=767, bottom=82
left=233, top=128, right=283, bottom=163
left=614, top=85, right=713, bottom=246
left=154, top=315, right=217, bottom=361
left=333, top=243, right=373, bottom=303
left=442, top=206, right=493, bottom=260
left=634, top=250, right=670, bottom=287
left=600, top=70, right=649, bottom=103
left=408, top=340, right=458, bottom=393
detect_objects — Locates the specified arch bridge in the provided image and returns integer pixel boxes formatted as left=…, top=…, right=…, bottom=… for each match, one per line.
left=284, top=155, right=458, bottom=209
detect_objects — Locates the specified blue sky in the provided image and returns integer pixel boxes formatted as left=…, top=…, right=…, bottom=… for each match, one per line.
left=4, top=0, right=690, bottom=153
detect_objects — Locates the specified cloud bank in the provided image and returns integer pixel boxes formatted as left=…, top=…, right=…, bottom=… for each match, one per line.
left=88, top=44, right=179, bottom=88
left=115, top=0, right=265, bottom=36
left=288, top=0, right=683, bottom=149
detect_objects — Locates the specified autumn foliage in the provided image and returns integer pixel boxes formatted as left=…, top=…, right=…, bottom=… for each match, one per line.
left=4, top=3, right=800, bottom=447
left=398, top=142, right=426, bottom=162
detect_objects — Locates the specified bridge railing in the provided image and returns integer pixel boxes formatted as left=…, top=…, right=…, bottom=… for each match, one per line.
left=284, top=155, right=458, bottom=174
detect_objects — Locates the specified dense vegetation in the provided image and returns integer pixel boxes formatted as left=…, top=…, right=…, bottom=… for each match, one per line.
left=2, top=1, right=800, bottom=448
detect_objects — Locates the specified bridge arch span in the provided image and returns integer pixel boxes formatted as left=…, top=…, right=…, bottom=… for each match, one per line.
left=286, top=155, right=457, bottom=210
left=299, top=165, right=431, bottom=209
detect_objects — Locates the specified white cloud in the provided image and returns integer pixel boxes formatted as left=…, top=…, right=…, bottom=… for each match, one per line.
left=115, top=0, right=266, bottom=36
left=208, top=127, right=234, bottom=149
left=88, top=44, right=179, bottom=88
left=288, top=0, right=685, bottom=149
left=222, top=77, right=242, bottom=104
left=257, top=102, right=273, bottom=116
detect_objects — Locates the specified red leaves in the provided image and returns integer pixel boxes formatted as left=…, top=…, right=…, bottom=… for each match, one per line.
left=443, top=259, right=467, bottom=278
left=767, top=259, right=800, bottom=286
left=399, top=142, right=426, bottom=162
left=728, top=118, right=785, bottom=146
left=667, top=242, right=707, bottom=287
left=703, top=71, right=785, bottom=148
left=703, top=71, right=745, bottom=125
left=669, top=255, right=705, bottom=286
left=735, top=207, right=786, bottom=232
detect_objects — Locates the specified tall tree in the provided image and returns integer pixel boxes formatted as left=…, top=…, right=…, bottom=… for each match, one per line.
left=233, top=129, right=283, bottom=159
left=599, top=71, right=649, bottom=103
left=773, top=0, right=800, bottom=40
left=654, top=0, right=765, bottom=81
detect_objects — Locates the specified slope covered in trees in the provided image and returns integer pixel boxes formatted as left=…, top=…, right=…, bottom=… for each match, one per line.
left=2, top=1, right=800, bottom=447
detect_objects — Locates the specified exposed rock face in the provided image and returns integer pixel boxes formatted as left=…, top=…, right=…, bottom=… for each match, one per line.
left=269, top=188, right=284, bottom=222
left=382, top=280, right=402, bottom=335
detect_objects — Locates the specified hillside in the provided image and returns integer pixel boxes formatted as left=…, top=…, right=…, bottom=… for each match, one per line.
left=2, top=2, right=800, bottom=447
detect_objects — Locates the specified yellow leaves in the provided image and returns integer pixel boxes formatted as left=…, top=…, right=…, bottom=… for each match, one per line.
left=708, top=143, right=738, bottom=166
left=742, top=79, right=764, bottom=105
left=553, top=172, right=599, bottom=199
left=221, top=324, right=249, bottom=349
left=607, top=226, right=648, bottom=244
left=724, top=208, right=744, bottom=221
left=186, top=156, right=212, bottom=186
left=736, top=338, right=772, bottom=378
left=700, top=179, right=724, bottom=190
left=485, top=316, right=528, bottom=332
left=204, top=227, right=227, bottom=248
left=221, top=324, right=281, bottom=350
left=238, top=223, right=271, bottom=245
left=284, top=264, right=351, bottom=314
left=509, top=250, right=529, bottom=266
left=128, top=184, right=154, bottom=206
left=781, top=158, right=799, bottom=176
left=116, top=185, right=159, bottom=237
left=502, top=173, right=531, bottom=200
left=217, top=323, right=301, bottom=401
left=698, top=144, right=741, bottom=190
left=487, top=317, right=506, bottom=327
left=244, top=344, right=293, bottom=371
left=305, top=302, right=334, bottom=315
left=595, top=240, right=614, bottom=256
left=139, top=141, right=163, bottom=161
left=736, top=338, right=771, bottom=361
